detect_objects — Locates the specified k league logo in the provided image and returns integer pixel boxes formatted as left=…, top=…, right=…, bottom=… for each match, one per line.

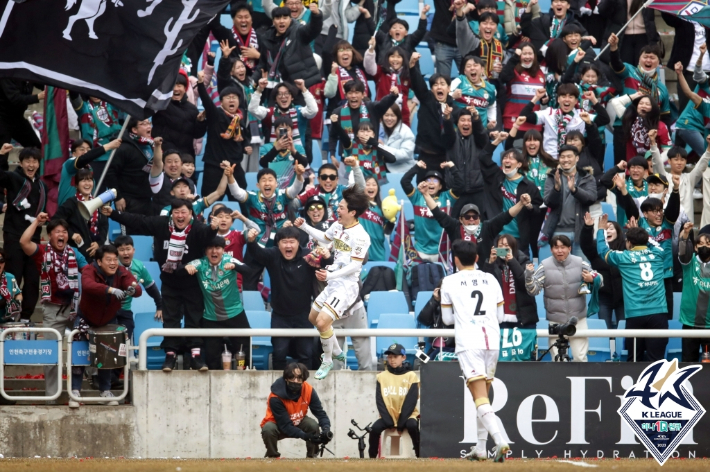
left=618, top=360, right=705, bottom=465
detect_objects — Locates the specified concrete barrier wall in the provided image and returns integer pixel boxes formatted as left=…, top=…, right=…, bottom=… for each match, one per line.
left=0, top=371, right=405, bottom=458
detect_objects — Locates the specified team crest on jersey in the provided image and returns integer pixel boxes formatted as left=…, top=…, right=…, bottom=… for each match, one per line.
left=618, top=359, right=705, bottom=465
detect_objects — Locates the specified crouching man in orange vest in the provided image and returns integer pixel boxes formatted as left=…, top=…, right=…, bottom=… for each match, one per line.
left=260, top=362, right=332, bottom=457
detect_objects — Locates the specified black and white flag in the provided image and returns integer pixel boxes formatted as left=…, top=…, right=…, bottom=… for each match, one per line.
left=0, top=0, right=229, bottom=117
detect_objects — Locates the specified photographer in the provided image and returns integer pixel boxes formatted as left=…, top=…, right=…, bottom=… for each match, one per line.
left=525, top=235, right=602, bottom=362
left=260, top=362, right=331, bottom=458
left=416, top=281, right=455, bottom=357
left=368, top=344, right=420, bottom=458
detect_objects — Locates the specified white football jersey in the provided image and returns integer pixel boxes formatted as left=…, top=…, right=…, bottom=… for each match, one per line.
left=324, top=221, right=370, bottom=283
left=440, top=269, right=504, bottom=352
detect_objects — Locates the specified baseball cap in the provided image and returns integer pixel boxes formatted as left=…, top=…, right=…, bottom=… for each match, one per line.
left=305, top=194, right=327, bottom=209
left=460, top=204, right=480, bottom=217
left=171, top=176, right=196, bottom=194
left=424, top=170, right=444, bottom=182
left=646, top=173, right=668, bottom=187
left=384, top=343, right=407, bottom=356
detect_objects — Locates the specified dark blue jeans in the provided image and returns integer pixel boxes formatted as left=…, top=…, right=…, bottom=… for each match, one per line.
left=597, top=293, right=625, bottom=329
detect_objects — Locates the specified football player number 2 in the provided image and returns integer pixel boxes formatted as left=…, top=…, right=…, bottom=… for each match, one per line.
left=471, top=290, right=486, bottom=316
left=639, top=262, right=653, bottom=282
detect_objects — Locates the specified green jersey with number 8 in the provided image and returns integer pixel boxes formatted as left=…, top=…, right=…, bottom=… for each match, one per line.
left=596, top=229, right=667, bottom=318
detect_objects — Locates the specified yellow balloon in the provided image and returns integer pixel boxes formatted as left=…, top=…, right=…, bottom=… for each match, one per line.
left=382, top=188, right=401, bottom=223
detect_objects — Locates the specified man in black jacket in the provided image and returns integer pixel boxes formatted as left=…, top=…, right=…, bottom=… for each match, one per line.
left=104, top=118, right=160, bottom=220
left=0, top=145, right=46, bottom=320
left=253, top=5, right=324, bottom=89
left=261, top=362, right=331, bottom=458
left=247, top=226, right=331, bottom=370
left=151, top=72, right=207, bottom=158
left=520, top=0, right=590, bottom=58
left=0, top=79, right=42, bottom=148
left=101, top=198, right=219, bottom=371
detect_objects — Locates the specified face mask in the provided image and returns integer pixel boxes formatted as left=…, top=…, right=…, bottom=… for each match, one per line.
left=463, top=224, right=480, bottom=234
left=561, top=167, right=576, bottom=175
left=639, top=66, right=657, bottom=77
left=648, top=193, right=665, bottom=201
left=698, top=246, right=710, bottom=261
left=521, top=61, right=533, bottom=69
left=504, top=168, right=519, bottom=179
left=286, top=381, right=302, bottom=394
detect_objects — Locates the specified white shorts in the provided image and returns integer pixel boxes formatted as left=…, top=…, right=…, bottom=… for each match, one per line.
left=458, top=349, right=499, bottom=383
left=312, top=279, right=360, bottom=321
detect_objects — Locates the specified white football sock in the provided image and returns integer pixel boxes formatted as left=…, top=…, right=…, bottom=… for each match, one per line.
left=320, top=335, right=333, bottom=363
left=477, top=403, right=504, bottom=446
left=331, top=335, right=342, bottom=356
left=476, top=409, right=488, bottom=452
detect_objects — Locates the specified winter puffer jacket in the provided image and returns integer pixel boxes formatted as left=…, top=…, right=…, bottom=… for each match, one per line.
left=151, top=96, right=206, bottom=157
left=380, top=123, right=416, bottom=173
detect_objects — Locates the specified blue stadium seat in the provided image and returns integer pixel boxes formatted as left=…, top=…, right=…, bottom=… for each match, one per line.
left=131, top=290, right=159, bottom=315
left=604, top=129, right=615, bottom=170
left=376, top=313, right=418, bottom=361
left=535, top=293, right=546, bottom=320
left=397, top=0, right=420, bottom=14
left=380, top=173, right=406, bottom=201
left=197, top=171, right=204, bottom=194
left=132, top=235, right=153, bottom=262
left=672, top=292, right=682, bottom=321
left=586, top=318, right=611, bottom=362
left=143, top=261, right=161, bottom=291
left=410, top=110, right=418, bottom=133
left=245, top=172, right=258, bottom=190
left=245, top=310, right=272, bottom=370
left=416, top=47, right=435, bottom=78
left=414, top=291, right=433, bottom=320
left=601, top=202, right=616, bottom=222
left=195, top=152, right=205, bottom=173
left=362, top=260, right=397, bottom=279
left=262, top=268, right=271, bottom=290
left=109, top=218, right=122, bottom=239
left=402, top=200, right=415, bottom=220
left=666, top=320, right=683, bottom=360
left=311, top=138, right=323, bottom=171
left=133, top=311, right=164, bottom=370
left=367, top=291, right=409, bottom=327
left=538, top=244, right=552, bottom=262
left=615, top=320, right=628, bottom=361
left=242, top=290, right=266, bottom=311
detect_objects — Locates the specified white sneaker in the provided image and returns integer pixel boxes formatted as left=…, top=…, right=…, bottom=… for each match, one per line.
left=463, top=446, right=488, bottom=461
left=100, top=391, right=119, bottom=406
left=68, top=390, right=81, bottom=408
left=694, top=189, right=703, bottom=200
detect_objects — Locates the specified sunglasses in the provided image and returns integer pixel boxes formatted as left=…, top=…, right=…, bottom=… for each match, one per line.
left=461, top=214, right=480, bottom=221
left=319, top=174, right=338, bottom=181
left=308, top=204, right=324, bottom=211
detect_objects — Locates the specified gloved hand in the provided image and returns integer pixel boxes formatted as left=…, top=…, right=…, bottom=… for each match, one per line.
left=320, top=430, right=333, bottom=445
left=111, top=288, right=127, bottom=300
left=366, top=137, right=379, bottom=147
left=125, top=285, right=136, bottom=297
left=306, top=432, right=322, bottom=444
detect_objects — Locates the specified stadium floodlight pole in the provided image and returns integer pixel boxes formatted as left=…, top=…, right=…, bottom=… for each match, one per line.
left=95, top=115, right=131, bottom=194
left=595, top=0, right=655, bottom=60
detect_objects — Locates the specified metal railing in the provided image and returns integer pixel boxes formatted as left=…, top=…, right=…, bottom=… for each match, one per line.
left=0, top=327, right=63, bottom=402
left=137, top=328, right=710, bottom=370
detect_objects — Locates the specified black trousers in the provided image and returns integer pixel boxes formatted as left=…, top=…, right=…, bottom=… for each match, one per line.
left=3, top=236, right=40, bottom=320
left=201, top=163, right=246, bottom=200
left=620, top=34, right=650, bottom=67
left=681, top=324, right=710, bottom=362
left=201, top=313, right=251, bottom=370
left=0, top=114, right=41, bottom=149
left=664, top=277, right=673, bottom=320
left=625, top=313, right=668, bottom=362
left=271, top=312, right=313, bottom=370
left=612, top=126, right=626, bottom=166
left=160, top=281, right=204, bottom=352
left=242, top=249, right=265, bottom=291
left=368, top=418, right=420, bottom=458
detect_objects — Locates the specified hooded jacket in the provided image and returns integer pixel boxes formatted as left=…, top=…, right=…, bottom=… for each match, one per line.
left=380, top=122, right=416, bottom=173
left=79, top=262, right=142, bottom=327
left=261, top=377, right=330, bottom=438
left=0, top=165, right=46, bottom=241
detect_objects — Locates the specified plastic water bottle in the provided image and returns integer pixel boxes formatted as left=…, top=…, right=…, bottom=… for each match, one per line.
left=237, top=345, right=246, bottom=370
left=702, top=346, right=710, bottom=363
left=222, top=344, right=232, bottom=370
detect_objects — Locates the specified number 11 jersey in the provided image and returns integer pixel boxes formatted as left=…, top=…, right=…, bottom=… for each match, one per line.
left=440, top=269, right=504, bottom=352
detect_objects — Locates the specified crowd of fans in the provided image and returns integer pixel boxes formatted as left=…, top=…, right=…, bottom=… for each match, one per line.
left=1, top=0, right=710, bottom=406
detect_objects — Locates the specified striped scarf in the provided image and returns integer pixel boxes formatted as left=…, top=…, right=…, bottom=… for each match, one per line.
left=340, top=104, right=370, bottom=141
left=0, top=274, right=20, bottom=321
left=220, top=109, right=243, bottom=140
left=232, top=27, right=259, bottom=70
left=12, top=178, right=46, bottom=215
left=555, top=109, right=573, bottom=153
left=76, top=191, right=99, bottom=237
left=337, top=66, right=369, bottom=98
left=266, top=107, right=300, bottom=146
left=162, top=219, right=193, bottom=273
left=479, top=38, right=504, bottom=79
left=355, top=145, right=387, bottom=184
left=514, top=0, right=530, bottom=27
left=40, top=245, right=80, bottom=317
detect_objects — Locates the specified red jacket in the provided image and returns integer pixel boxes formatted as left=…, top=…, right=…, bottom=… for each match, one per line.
left=79, top=263, right=142, bottom=327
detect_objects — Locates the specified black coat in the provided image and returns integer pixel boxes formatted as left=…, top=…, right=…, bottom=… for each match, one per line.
left=416, top=294, right=455, bottom=349
left=431, top=205, right=513, bottom=259
left=520, top=11, right=588, bottom=58
left=428, top=0, right=457, bottom=46
left=661, top=12, right=710, bottom=68
left=0, top=167, right=45, bottom=241
left=479, top=143, right=543, bottom=257
left=104, top=139, right=153, bottom=202
left=577, top=122, right=607, bottom=202
left=480, top=250, right=539, bottom=327
left=597, top=0, right=660, bottom=62
left=53, top=197, right=109, bottom=262
left=0, top=79, right=40, bottom=117
left=579, top=223, right=623, bottom=309
left=151, top=96, right=206, bottom=157
left=352, top=0, right=379, bottom=54
left=409, top=64, right=458, bottom=158
left=253, top=13, right=324, bottom=88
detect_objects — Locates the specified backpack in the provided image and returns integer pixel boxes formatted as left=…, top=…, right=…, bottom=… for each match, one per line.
left=360, top=266, right=397, bottom=299
left=409, top=262, right=445, bottom=309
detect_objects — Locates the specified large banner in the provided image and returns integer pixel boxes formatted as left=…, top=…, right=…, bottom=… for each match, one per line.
left=421, top=362, right=710, bottom=459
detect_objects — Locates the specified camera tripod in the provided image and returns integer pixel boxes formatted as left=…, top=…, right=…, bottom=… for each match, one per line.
left=537, top=333, right=572, bottom=362
left=347, top=419, right=372, bottom=458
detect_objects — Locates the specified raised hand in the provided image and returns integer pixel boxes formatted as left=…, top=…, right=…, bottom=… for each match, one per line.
left=294, top=79, right=306, bottom=91
left=533, top=87, right=547, bottom=102
left=442, top=104, right=452, bottom=120
left=513, top=116, right=526, bottom=128
left=309, top=2, right=319, bottom=14
left=421, top=4, right=430, bottom=17
left=579, top=111, right=592, bottom=124
left=451, top=89, right=462, bottom=100
left=415, top=160, right=427, bottom=169
left=520, top=193, right=531, bottom=207
left=220, top=39, right=236, bottom=57
left=358, top=6, right=371, bottom=18
left=616, top=160, right=627, bottom=171
left=440, top=161, right=455, bottom=169
left=197, top=70, right=205, bottom=84
left=258, top=77, right=269, bottom=91
left=672, top=174, right=680, bottom=188
left=294, top=217, right=305, bottom=228
left=330, top=114, right=339, bottom=123
left=104, top=138, right=122, bottom=150
left=681, top=221, right=694, bottom=240
left=247, top=228, right=259, bottom=242
left=574, top=48, right=586, bottom=63
left=1, top=143, right=14, bottom=154
left=612, top=173, right=626, bottom=191
left=368, top=36, right=376, bottom=51
left=153, top=137, right=163, bottom=149
left=627, top=216, right=638, bottom=228
left=674, top=61, right=683, bottom=75
left=417, top=180, right=429, bottom=194
left=295, top=163, right=306, bottom=176
left=489, top=246, right=497, bottom=264
left=608, top=33, right=619, bottom=50
left=331, top=61, right=339, bottom=76
left=583, top=211, right=593, bottom=226
left=409, top=52, right=421, bottom=68
left=343, top=155, right=357, bottom=167
left=554, top=168, right=562, bottom=190
left=583, top=90, right=597, bottom=105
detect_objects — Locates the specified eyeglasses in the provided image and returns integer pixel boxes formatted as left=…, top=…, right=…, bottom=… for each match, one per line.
left=425, top=178, right=439, bottom=184
left=319, top=174, right=338, bottom=181
left=646, top=208, right=663, bottom=214
left=338, top=48, right=352, bottom=53
left=461, top=214, right=480, bottom=221
left=308, top=204, right=324, bottom=211
left=276, top=92, right=291, bottom=98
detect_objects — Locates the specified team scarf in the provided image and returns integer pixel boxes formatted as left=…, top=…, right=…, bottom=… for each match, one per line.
left=460, top=224, right=480, bottom=242
left=578, top=82, right=615, bottom=109
left=162, top=218, right=193, bottom=273
left=502, top=266, right=517, bottom=318
left=340, top=104, right=370, bottom=140
left=455, top=75, right=489, bottom=108
left=514, top=0, right=531, bottom=27
left=638, top=68, right=660, bottom=105
left=232, top=27, right=259, bottom=70
left=40, top=245, right=80, bottom=317
left=337, top=66, right=369, bottom=98
left=85, top=100, right=118, bottom=147
left=355, top=144, right=387, bottom=184
left=550, top=16, right=566, bottom=39
left=76, top=191, right=99, bottom=237
left=555, top=108, right=574, bottom=153
left=129, top=132, right=155, bottom=160
left=266, top=107, right=300, bottom=146
left=220, top=109, right=244, bottom=140
left=479, top=37, right=504, bottom=79
left=631, top=116, right=650, bottom=155
left=0, top=274, right=20, bottom=321
left=259, top=195, right=279, bottom=245
left=526, top=156, right=550, bottom=195
left=267, top=37, right=288, bottom=81
left=12, top=178, right=46, bottom=215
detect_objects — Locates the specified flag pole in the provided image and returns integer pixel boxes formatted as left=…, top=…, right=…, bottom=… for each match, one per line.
left=594, top=0, right=655, bottom=60
left=94, top=115, right=130, bottom=194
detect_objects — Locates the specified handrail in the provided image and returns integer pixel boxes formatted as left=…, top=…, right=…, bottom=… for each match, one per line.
left=66, top=329, right=131, bottom=404
left=0, top=327, right=63, bottom=402
left=137, top=328, right=709, bottom=370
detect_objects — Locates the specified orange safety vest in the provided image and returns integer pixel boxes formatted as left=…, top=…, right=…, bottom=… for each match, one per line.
left=260, top=381, right=313, bottom=428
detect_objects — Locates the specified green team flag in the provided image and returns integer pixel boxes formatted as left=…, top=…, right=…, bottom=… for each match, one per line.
left=648, top=0, right=710, bottom=28
left=40, top=86, right=70, bottom=215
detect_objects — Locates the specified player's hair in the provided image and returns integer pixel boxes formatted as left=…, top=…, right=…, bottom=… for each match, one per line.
left=462, top=55, right=485, bottom=69
left=18, top=147, right=41, bottom=162
left=230, top=2, right=253, bottom=18
left=625, top=227, right=650, bottom=247
left=495, top=234, right=518, bottom=256
left=284, top=362, right=309, bottom=381
left=559, top=23, right=584, bottom=39
left=318, top=164, right=338, bottom=178
left=606, top=221, right=626, bottom=251
left=170, top=198, right=193, bottom=213
left=356, top=121, right=375, bottom=135
left=667, top=146, right=688, bottom=161
left=96, top=244, right=119, bottom=260
left=564, top=130, right=585, bottom=149
left=478, top=11, right=499, bottom=24
left=500, top=149, right=528, bottom=173
left=343, top=80, right=366, bottom=94
left=515, top=42, right=540, bottom=77
left=429, top=73, right=451, bottom=88
left=696, top=233, right=710, bottom=245
left=206, top=236, right=226, bottom=249
left=71, top=139, right=92, bottom=152
left=270, top=82, right=297, bottom=106
left=640, top=197, right=664, bottom=214
left=452, top=240, right=478, bottom=266
left=273, top=115, right=292, bottom=131
left=477, top=0, right=497, bottom=10
left=271, top=6, right=291, bottom=18
left=342, top=186, right=370, bottom=218
left=332, top=40, right=363, bottom=66
left=76, top=167, right=94, bottom=183
left=639, top=44, right=662, bottom=63
left=558, top=144, right=579, bottom=157
left=180, top=153, right=195, bottom=165
left=577, top=62, right=601, bottom=81
left=47, top=218, right=69, bottom=233
left=163, top=149, right=182, bottom=161
left=550, top=234, right=571, bottom=248
left=522, top=129, right=557, bottom=168
left=211, top=206, right=233, bottom=219
left=556, top=83, right=579, bottom=98
left=113, top=235, right=134, bottom=248
left=275, top=226, right=301, bottom=244
left=257, top=168, right=278, bottom=182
